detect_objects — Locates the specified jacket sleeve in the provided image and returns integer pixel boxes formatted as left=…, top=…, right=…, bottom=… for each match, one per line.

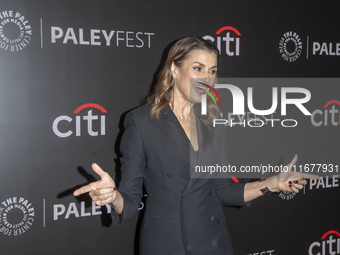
left=111, top=111, right=145, bottom=225
left=215, top=178, right=251, bottom=207
left=214, top=125, right=251, bottom=208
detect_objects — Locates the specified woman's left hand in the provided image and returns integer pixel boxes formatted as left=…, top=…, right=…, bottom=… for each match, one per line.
left=268, top=154, right=320, bottom=193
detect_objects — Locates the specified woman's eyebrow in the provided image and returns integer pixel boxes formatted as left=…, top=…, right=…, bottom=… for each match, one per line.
left=193, top=61, right=205, bottom=66
left=193, top=62, right=217, bottom=69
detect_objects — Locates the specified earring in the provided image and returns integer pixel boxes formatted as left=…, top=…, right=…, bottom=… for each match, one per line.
left=171, top=76, right=175, bottom=87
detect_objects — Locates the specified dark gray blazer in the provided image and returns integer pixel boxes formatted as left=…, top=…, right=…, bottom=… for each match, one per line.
left=111, top=104, right=251, bottom=255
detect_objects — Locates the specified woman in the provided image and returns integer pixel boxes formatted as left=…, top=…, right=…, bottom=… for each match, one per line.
left=74, top=37, right=318, bottom=255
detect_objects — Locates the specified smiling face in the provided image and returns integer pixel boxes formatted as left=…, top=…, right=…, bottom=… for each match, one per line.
left=171, top=49, right=218, bottom=104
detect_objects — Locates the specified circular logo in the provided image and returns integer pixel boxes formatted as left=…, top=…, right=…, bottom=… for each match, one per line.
left=278, top=191, right=296, bottom=200
left=0, top=10, right=32, bottom=52
left=0, top=197, right=35, bottom=236
left=279, top=31, right=302, bottom=62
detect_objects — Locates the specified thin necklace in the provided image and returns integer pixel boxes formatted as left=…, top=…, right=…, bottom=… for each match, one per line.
left=172, top=108, right=190, bottom=121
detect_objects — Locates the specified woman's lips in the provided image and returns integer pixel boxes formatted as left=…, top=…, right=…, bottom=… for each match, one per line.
left=193, top=85, right=206, bottom=95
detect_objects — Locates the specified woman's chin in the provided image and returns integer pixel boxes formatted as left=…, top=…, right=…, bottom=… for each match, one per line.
left=190, top=94, right=203, bottom=104
left=190, top=88, right=205, bottom=103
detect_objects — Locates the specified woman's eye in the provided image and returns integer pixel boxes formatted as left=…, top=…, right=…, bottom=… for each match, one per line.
left=194, top=67, right=202, bottom=72
left=210, top=70, right=217, bottom=75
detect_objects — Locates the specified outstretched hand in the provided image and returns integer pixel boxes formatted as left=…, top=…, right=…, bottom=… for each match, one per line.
left=73, top=163, right=118, bottom=206
left=270, top=155, right=319, bottom=193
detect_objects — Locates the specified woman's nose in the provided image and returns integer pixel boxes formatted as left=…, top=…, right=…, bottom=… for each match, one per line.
left=201, top=75, right=215, bottom=85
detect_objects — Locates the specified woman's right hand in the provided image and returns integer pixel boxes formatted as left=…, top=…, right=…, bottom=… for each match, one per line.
left=73, top=163, right=124, bottom=214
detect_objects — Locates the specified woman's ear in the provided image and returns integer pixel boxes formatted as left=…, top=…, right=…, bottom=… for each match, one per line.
left=171, top=62, right=177, bottom=79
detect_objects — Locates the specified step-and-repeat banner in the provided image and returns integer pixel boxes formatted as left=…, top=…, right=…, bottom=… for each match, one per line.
left=0, top=0, right=339, bottom=254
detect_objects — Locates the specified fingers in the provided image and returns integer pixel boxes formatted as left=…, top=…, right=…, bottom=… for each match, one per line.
left=277, top=177, right=307, bottom=193
left=287, top=178, right=307, bottom=193
left=280, top=170, right=320, bottom=181
left=74, top=180, right=118, bottom=206
left=73, top=164, right=118, bottom=207
left=73, top=163, right=113, bottom=197
left=89, top=187, right=118, bottom=206
left=288, top=154, right=298, bottom=168
left=271, top=154, right=320, bottom=193
left=90, top=192, right=115, bottom=205
left=73, top=182, right=99, bottom=196
left=296, top=173, right=320, bottom=180
left=279, top=154, right=299, bottom=179
left=294, top=179, right=307, bottom=186
left=289, top=178, right=305, bottom=193
left=93, top=196, right=116, bottom=207
left=285, top=155, right=319, bottom=180
left=289, top=185, right=300, bottom=193
left=89, top=187, right=115, bottom=197
left=92, top=163, right=108, bottom=179
left=289, top=180, right=303, bottom=191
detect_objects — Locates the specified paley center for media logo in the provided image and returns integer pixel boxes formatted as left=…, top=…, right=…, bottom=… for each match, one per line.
left=0, top=197, right=35, bottom=237
left=195, top=79, right=312, bottom=128
left=0, top=10, right=32, bottom=51
left=279, top=30, right=340, bottom=61
left=52, top=103, right=107, bottom=138
left=279, top=31, right=302, bottom=62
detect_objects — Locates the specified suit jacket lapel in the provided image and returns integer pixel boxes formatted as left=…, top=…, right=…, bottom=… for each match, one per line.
left=151, top=105, right=191, bottom=164
left=185, top=104, right=214, bottom=191
left=150, top=104, right=214, bottom=193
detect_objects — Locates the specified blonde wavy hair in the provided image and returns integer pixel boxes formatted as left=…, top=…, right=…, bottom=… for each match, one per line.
left=146, top=37, right=221, bottom=125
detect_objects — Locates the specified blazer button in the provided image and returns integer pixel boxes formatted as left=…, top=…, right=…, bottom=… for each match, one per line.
left=208, top=190, right=212, bottom=196
left=186, top=244, right=192, bottom=250
left=212, top=240, right=217, bottom=246
left=210, top=215, right=215, bottom=221
left=167, top=173, right=174, bottom=178
left=183, top=218, right=188, bottom=224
